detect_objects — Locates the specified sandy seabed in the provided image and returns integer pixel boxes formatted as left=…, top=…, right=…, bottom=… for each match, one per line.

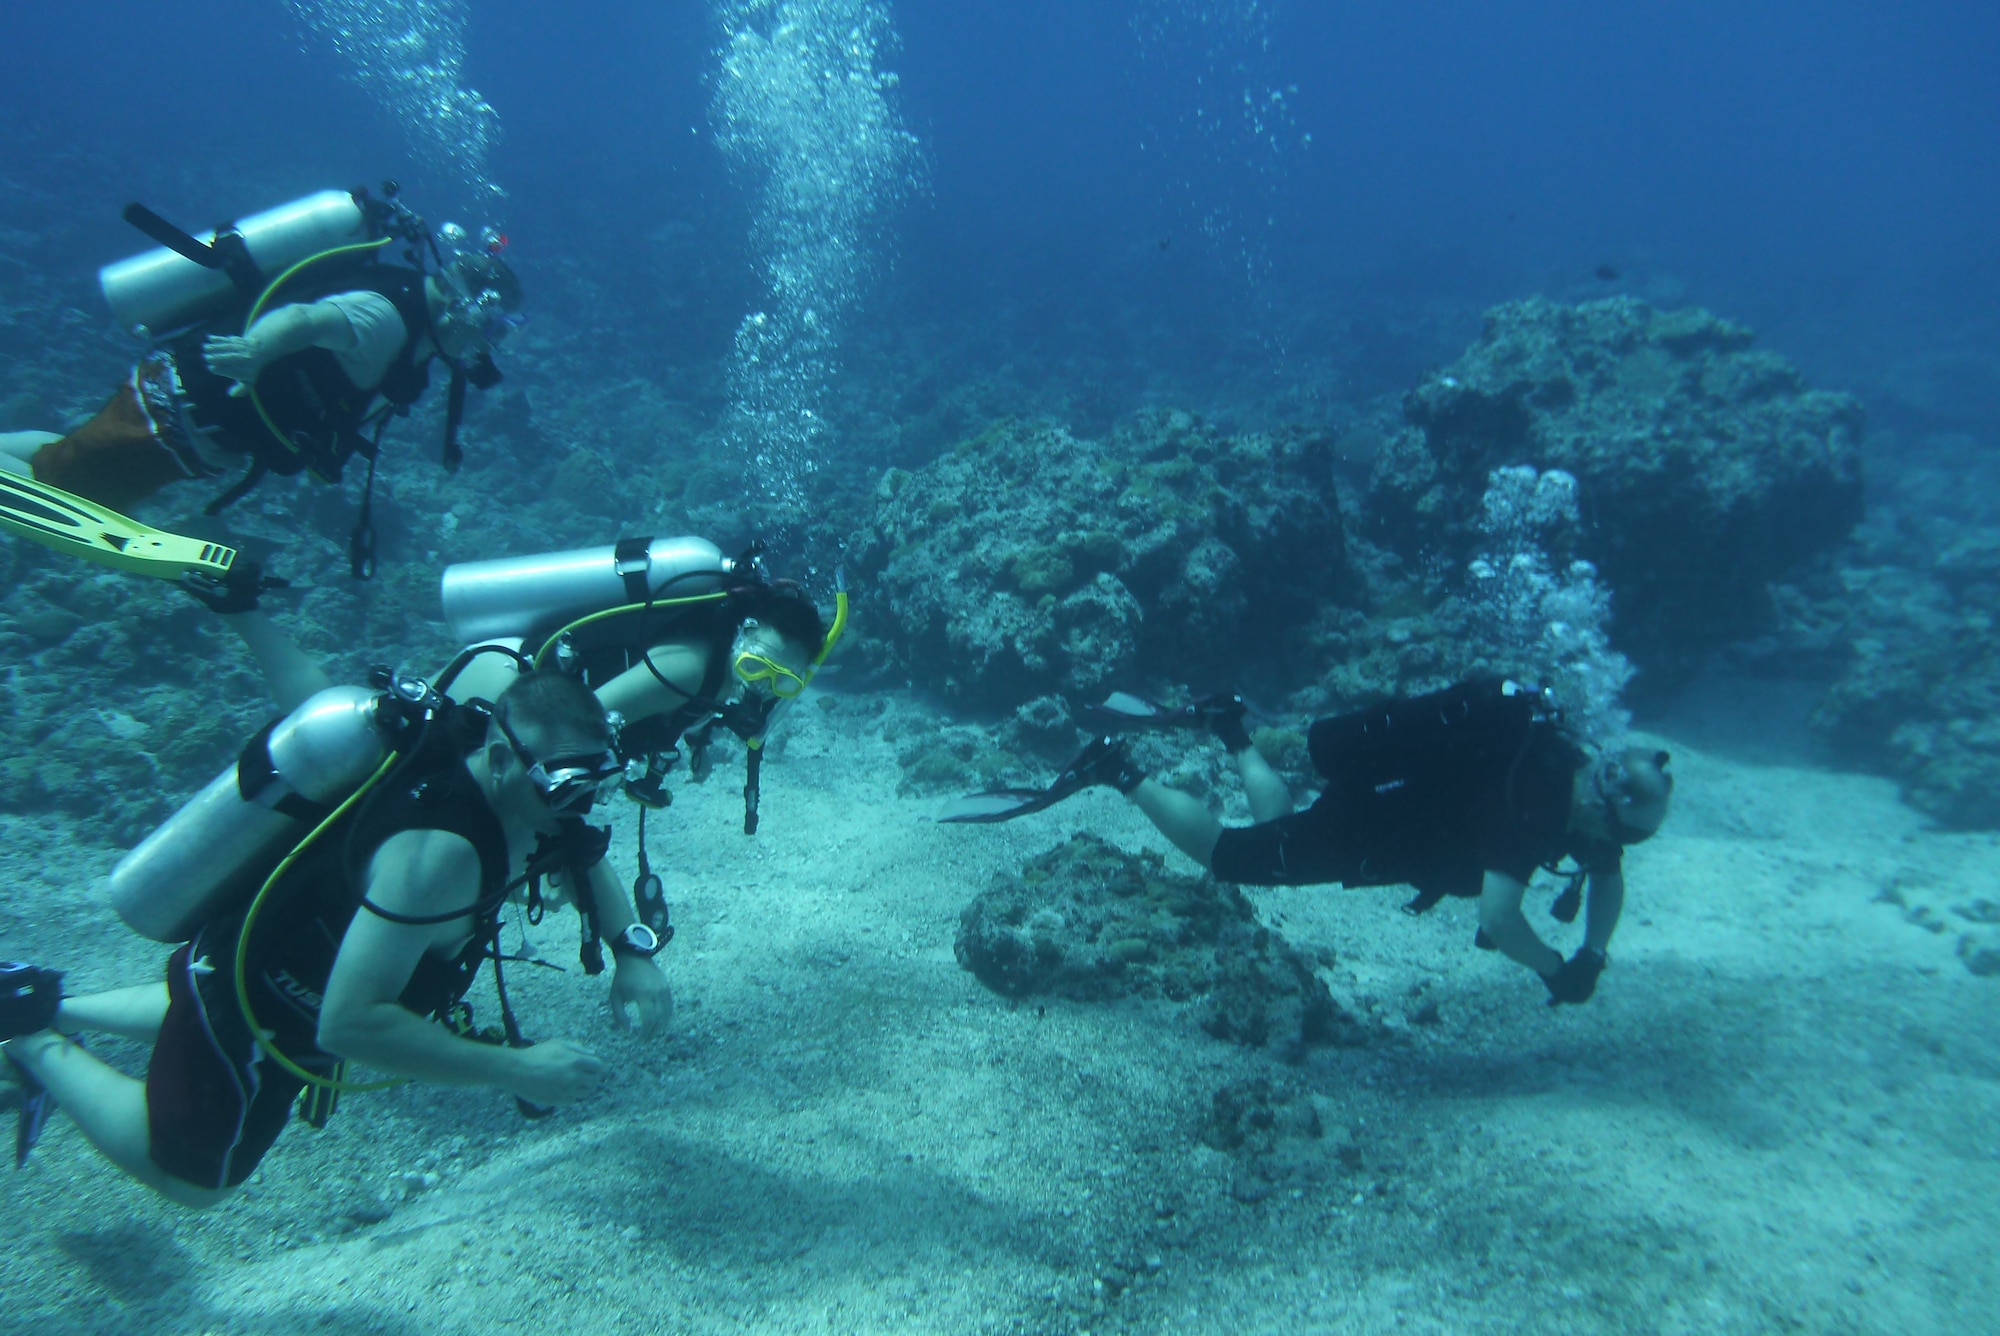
left=1, top=684, right=1996, bottom=1336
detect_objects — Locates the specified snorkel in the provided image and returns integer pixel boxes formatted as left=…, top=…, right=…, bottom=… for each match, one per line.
left=736, top=570, right=848, bottom=834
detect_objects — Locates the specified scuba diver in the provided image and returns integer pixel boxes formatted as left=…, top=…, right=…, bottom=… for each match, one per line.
left=0, top=185, right=519, bottom=578
left=204, top=533, right=845, bottom=976
left=943, top=679, right=1673, bottom=1006
left=438, top=535, right=845, bottom=831
left=0, top=663, right=670, bottom=1206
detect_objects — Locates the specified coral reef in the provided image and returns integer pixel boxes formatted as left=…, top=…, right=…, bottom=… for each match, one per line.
left=954, top=833, right=1366, bottom=1058
left=1368, top=297, right=1865, bottom=682
left=852, top=411, right=1343, bottom=708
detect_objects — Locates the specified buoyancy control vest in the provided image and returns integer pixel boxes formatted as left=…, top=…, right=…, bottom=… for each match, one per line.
left=166, top=262, right=435, bottom=484
left=232, top=716, right=511, bottom=1048
left=1304, top=678, right=1590, bottom=911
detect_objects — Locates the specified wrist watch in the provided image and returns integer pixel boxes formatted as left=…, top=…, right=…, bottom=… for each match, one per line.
left=610, top=923, right=664, bottom=960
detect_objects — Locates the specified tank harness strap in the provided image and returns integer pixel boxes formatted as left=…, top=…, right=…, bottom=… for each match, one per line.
left=120, top=204, right=264, bottom=296
left=743, top=739, right=764, bottom=835
left=522, top=821, right=614, bottom=976
left=1543, top=860, right=1588, bottom=922
left=614, top=536, right=654, bottom=604
left=236, top=719, right=336, bottom=826
left=632, top=806, right=673, bottom=943
left=442, top=364, right=467, bottom=471
left=203, top=458, right=270, bottom=517
left=482, top=919, right=553, bottom=1121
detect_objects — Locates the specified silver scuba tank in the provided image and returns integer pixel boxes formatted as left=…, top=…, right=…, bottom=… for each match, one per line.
left=441, top=535, right=731, bottom=645
left=107, top=685, right=394, bottom=943
left=98, top=189, right=370, bottom=338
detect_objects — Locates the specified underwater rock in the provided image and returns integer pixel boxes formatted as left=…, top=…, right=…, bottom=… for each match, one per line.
left=1202, top=1076, right=1359, bottom=1202
left=1788, top=520, right=2000, bottom=829
left=954, top=833, right=1365, bottom=1057
left=1368, top=297, right=1864, bottom=680
left=855, top=412, right=1343, bottom=707
left=1960, top=930, right=2000, bottom=978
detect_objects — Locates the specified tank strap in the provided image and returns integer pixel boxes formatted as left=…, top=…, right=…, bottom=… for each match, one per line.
left=236, top=719, right=335, bottom=825
left=614, top=536, right=654, bottom=604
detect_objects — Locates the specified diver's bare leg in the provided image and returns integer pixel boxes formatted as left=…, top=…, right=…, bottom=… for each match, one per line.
left=3, top=1030, right=231, bottom=1208
left=1235, top=746, right=1294, bottom=822
left=1127, top=779, right=1223, bottom=869
left=55, top=984, right=170, bottom=1042
left=0, top=430, right=59, bottom=476
left=220, top=610, right=333, bottom=713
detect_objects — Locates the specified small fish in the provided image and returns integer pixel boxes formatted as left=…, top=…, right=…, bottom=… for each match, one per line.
left=1594, top=263, right=1621, bottom=281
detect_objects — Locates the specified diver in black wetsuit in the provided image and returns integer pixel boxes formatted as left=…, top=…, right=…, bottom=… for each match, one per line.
left=949, top=679, right=1673, bottom=1007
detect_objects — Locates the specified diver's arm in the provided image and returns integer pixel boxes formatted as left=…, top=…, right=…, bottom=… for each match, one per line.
left=221, top=610, right=332, bottom=712
left=319, top=830, right=604, bottom=1104
left=201, top=300, right=360, bottom=389
left=593, top=641, right=711, bottom=724
left=584, top=857, right=673, bottom=1036
left=1582, top=866, right=1625, bottom=955
left=1477, top=870, right=1564, bottom=976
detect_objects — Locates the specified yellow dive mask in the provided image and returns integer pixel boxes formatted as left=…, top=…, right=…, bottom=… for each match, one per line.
left=733, top=649, right=810, bottom=699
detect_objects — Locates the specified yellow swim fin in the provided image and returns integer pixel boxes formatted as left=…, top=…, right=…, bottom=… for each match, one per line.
left=0, top=471, right=237, bottom=582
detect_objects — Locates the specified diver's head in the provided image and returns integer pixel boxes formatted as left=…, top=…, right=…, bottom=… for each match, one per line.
left=429, top=248, right=524, bottom=363
left=485, top=670, right=618, bottom=834
left=1576, top=747, right=1674, bottom=846
left=717, top=582, right=832, bottom=717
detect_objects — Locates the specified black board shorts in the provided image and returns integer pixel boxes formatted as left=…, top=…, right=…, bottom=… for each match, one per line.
left=1210, top=808, right=1366, bottom=887
left=145, top=932, right=313, bottom=1191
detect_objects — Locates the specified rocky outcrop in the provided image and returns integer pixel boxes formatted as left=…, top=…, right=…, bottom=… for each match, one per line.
left=853, top=411, right=1343, bottom=708
left=954, top=833, right=1367, bottom=1058
left=1368, top=297, right=1865, bottom=679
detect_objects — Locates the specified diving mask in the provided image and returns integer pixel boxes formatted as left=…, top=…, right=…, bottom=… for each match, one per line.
left=496, top=713, right=623, bottom=814
left=729, top=620, right=813, bottom=701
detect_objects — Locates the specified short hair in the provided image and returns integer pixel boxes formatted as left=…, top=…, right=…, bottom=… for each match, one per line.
left=495, top=670, right=608, bottom=746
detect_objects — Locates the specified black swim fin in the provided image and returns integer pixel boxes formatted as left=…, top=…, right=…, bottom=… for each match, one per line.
left=6, top=1051, right=55, bottom=1169
left=939, top=736, right=1144, bottom=824
left=1084, top=691, right=1247, bottom=732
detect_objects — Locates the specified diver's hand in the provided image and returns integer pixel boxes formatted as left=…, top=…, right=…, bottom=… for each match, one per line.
left=180, top=558, right=289, bottom=615
left=609, top=955, right=673, bottom=1037
left=201, top=333, right=265, bottom=397
left=505, top=1038, right=606, bottom=1106
left=1543, top=947, right=1607, bottom=1006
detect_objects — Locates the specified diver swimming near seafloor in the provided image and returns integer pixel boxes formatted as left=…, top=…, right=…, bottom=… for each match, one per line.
left=0, top=183, right=521, bottom=579
left=205, top=533, right=845, bottom=991
left=944, top=679, right=1673, bottom=1007
left=0, top=660, right=670, bottom=1204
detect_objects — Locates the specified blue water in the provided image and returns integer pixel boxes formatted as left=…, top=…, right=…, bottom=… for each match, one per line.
left=4, top=6, right=2000, bottom=1332
left=5, top=1, right=1996, bottom=430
